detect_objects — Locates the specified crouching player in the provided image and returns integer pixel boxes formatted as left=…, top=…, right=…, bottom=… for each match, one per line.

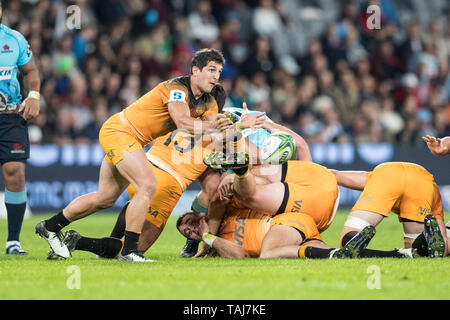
left=331, top=162, right=448, bottom=257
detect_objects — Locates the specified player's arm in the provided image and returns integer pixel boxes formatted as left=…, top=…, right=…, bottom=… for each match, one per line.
left=260, top=121, right=312, bottom=162
left=207, top=183, right=231, bottom=235
left=422, top=135, right=450, bottom=156
left=18, top=56, right=40, bottom=120
left=168, top=102, right=231, bottom=133
left=329, top=169, right=368, bottom=191
left=198, top=217, right=249, bottom=258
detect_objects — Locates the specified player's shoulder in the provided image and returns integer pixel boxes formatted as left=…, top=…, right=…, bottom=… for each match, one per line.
left=164, top=76, right=190, bottom=91
left=0, top=24, right=26, bottom=43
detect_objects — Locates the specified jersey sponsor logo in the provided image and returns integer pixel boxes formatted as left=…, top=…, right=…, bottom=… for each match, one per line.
left=419, top=207, right=431, bottom=216
left=148, top=207, right=159, bottom=218
left=106, top=149, right=115, bottom=161
left=233, top=217, right=246, bottom=246
left=291, top=200, right=303, bottom=213
left=0, top=66, right=14, bottom=80
left=1, top=44, right=13, bottom=53
left=168, top=89, right=186, bottom=103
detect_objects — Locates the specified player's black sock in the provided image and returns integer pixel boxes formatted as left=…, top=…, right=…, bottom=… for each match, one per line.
left=110, top=203, right=128, bottom=238
left=298, top=246, right=334, bottom=259
left=45, top=211, right=70, bottom=233
left=6, top=202, right=26, bottom=241
left=412, top=233, right=429, bottom=256
left=340, top=230, right=358, bottom=247
left=122, top=230, right=140, bottom=255
left=76, top=236, right=123, bottom=259
left=359, top=248, right=404, bottom=258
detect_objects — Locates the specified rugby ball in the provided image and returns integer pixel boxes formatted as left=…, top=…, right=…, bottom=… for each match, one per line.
left=260, top=132, right=295, bottom=165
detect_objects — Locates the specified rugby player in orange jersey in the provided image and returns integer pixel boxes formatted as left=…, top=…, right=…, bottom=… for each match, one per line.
left=202, top=115, right=443, bottom=259
left=46, top=110, right=267, bottom=260
left=36, top=48, right=233, bottom=262
left=331, top=163, right=448, bottom=258
left=176, top=200, right=375, bottom=259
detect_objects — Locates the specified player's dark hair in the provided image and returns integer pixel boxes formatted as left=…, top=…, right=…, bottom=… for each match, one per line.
left=176, top=211, right=196, bottom=233
left=190, top=48, right=225, bottom=73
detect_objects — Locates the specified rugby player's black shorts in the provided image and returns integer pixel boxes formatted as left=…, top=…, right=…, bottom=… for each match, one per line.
left=0, top=114, right=29, bottom=165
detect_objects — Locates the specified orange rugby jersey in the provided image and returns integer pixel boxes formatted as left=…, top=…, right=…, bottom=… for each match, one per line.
left=218, top=198, right=272, bottom=257
left=146, top=129, right=216, bottom=191
left=121, top=76, right=220, bottom=144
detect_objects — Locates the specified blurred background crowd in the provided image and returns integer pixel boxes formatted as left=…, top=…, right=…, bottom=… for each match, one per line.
left=3, top=0, right=450, bottom=146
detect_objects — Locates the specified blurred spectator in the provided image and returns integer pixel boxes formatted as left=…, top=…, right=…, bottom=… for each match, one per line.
left=0, top=0, right=446, bottom=147
left=188, top=0, right=220, bottom=45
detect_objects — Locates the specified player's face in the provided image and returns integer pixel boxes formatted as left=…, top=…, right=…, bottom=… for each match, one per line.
left=179, top=213, right=203, bottom=240
left=193, top=61, right=223, bottom=94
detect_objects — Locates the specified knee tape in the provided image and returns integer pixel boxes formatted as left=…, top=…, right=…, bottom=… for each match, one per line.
left=343, top=216, right=371, bottom=230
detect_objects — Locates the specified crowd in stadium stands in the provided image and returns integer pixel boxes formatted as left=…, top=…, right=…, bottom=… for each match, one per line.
left=3, top=0, right=450, bottom=146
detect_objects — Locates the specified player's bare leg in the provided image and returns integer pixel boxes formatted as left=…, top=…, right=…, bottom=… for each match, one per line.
left=114, top=149, right=157, bottom=261
left=63, top=159, right=129, bottom=220
left=137, top=220, right=164, bottom=253
left=401, top=218, right=425, bottom=248
left=259, top=225, right=306, bottom=258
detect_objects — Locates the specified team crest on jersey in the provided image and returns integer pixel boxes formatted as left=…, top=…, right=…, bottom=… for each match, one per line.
left=168, top=89, right=186, bottom=103
left=11, top=143, right=25, bottom=154
left=1, top=44, right=13, bottom=53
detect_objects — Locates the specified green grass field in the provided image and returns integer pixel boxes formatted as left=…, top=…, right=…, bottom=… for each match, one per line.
left=0, top=211, right=449, bottom=300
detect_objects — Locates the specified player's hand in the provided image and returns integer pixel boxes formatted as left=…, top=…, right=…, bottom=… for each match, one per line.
left=193, top=244, right=210, bottom=258
left=198, top=216, right=210, bottom=235
left=210, top=113, right=232, bottom=131
left=422, top=135, right=448, bottom=156
left=239, top=102, right=265, bottom=130
left=19, top=96, right=40, bottom=120
left=217, top=174, right=234, bottom=200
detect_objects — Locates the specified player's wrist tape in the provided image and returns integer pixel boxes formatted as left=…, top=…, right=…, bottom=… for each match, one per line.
left=202, top=232, right=216, bottom=247
left=28, top=91, right=40, bottom=100
left=236, top=120, right=244, bottom=131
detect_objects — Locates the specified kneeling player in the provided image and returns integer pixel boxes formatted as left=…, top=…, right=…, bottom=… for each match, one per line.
left=331, top=162, right=448, bottom=257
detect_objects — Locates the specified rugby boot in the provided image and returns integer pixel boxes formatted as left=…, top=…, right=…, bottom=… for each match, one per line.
left=5, top=241, right=27, bottom=255
left=423, top=214, right=445, bottom=258
left=330, top=225, right=376, bottom=258
left=180, top=238, right=199, bottom=258
left=396, top=248, right=418, bottom=258
left=203, top=151, right=249, bottom=170
left=62, top=230, right=82, bottom=254
left=35, top=220, right=70, bottom=259
left=118, top=251, right=155, bottom=262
